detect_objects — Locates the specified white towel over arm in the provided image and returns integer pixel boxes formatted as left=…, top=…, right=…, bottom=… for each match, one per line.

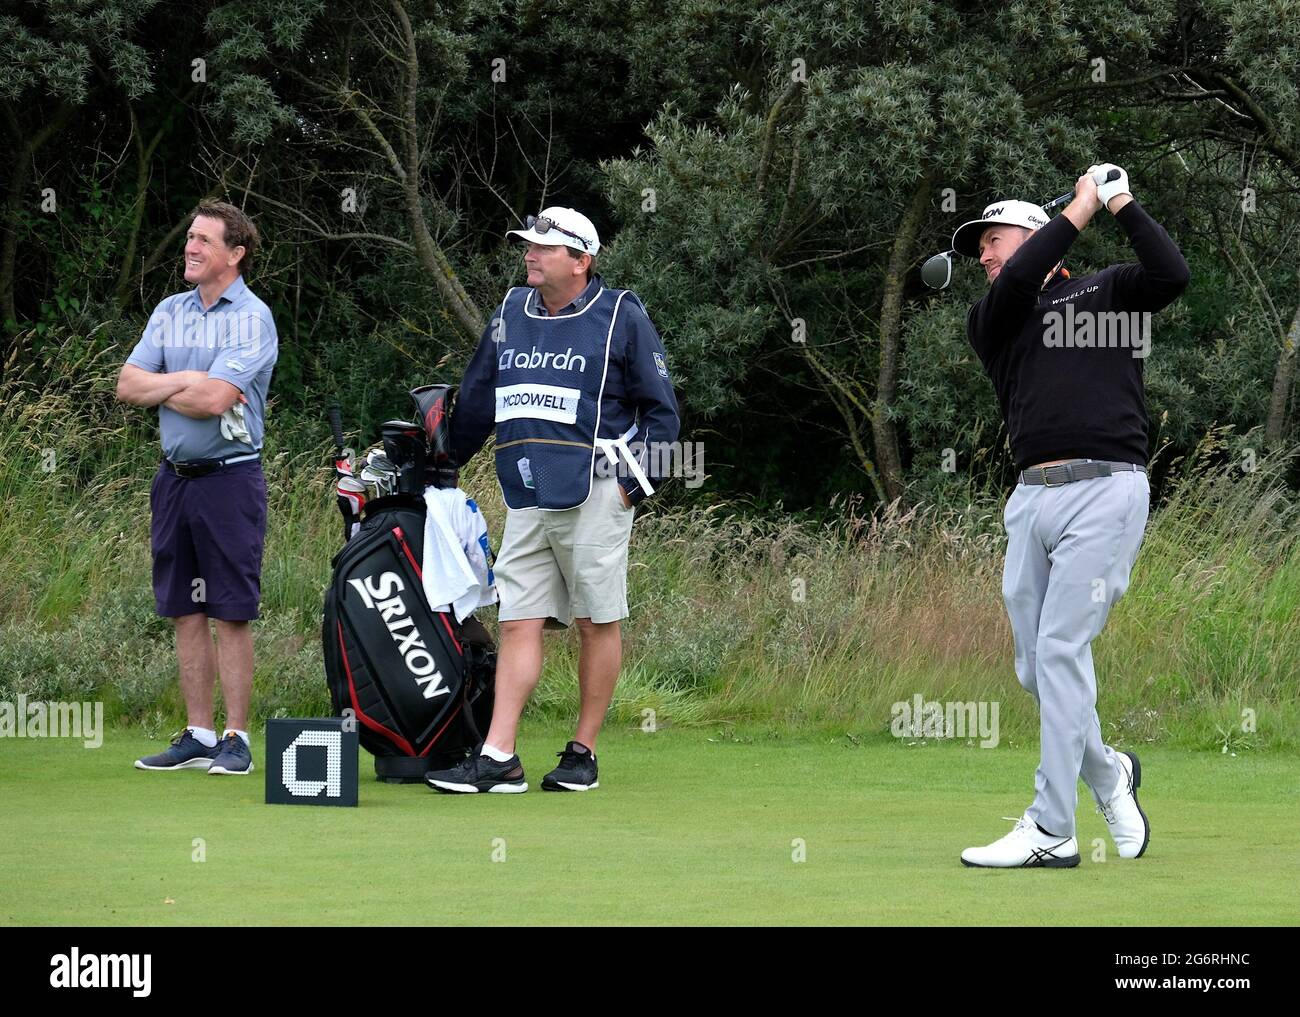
left=421, top=487, right=497, bottom=623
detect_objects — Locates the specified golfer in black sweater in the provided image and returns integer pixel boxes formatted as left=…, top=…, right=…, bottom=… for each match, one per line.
left=956, top=165, right=1190, bottom=868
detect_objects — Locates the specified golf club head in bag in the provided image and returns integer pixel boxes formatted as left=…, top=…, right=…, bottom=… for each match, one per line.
left=336, top=476, right=368, bottom=542
left=358, top=446, right=397, bottom=499
left=380, top=420, right=427, bottom=496
left=328, top=401, right=363, bottom=543
left=365, top=446, right=396, bottom=475
left=410, top=384, right=459, bottom=489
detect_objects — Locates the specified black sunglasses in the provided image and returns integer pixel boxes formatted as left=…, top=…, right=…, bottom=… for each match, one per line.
left=525, top=214, right=590, bottom=251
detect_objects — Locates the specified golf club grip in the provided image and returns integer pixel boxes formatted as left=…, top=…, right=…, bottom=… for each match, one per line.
left=1044, top=169, right=1122, bottom=212
left=328, top=402, right=345, bottom=451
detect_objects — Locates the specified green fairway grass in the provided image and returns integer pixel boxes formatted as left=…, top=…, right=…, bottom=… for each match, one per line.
left=1, top=727, right=1296, bottom=926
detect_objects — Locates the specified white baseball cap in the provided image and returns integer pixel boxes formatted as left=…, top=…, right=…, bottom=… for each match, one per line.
left=952, top=200, right=1049, bottom=258
left=506, top=206, right=601, bottom=256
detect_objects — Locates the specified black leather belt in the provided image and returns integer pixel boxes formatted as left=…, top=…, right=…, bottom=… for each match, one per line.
left=1019, top=460, right=1147, bottom=486
left=163, top=453, right=260, bottom=479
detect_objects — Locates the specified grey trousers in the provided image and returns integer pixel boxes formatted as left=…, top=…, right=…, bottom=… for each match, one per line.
left=1002, top=467, right=1150, bottom=836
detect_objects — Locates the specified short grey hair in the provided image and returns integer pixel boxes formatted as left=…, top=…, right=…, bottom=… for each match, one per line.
left=565, top=246, right=596, bottom=281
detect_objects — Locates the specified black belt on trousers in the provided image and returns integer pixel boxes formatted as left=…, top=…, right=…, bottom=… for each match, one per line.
left=162, top=453, right=260, bottom=479
left=1018, top=460, right=1147, bottom=486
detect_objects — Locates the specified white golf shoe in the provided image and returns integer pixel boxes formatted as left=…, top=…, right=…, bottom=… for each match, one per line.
left=961, top=813, right=1080, bottom=868
left=1098, top=750, right=1149, bottom=858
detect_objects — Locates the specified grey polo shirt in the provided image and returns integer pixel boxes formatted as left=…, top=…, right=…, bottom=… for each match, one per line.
left=126, top=275, right=279, bottom=462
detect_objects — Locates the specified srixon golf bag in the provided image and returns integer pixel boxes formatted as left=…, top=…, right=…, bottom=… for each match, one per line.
left=322, top=386, right=496, bottom=783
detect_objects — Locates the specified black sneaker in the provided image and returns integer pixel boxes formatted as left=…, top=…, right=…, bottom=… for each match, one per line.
left=542, top=741, right=599, bottom=792
left=425, top=748, right=528, bottom=794
left=134, top=729, right=220, bottom=771
left=208, top=731, right=255, bottom=775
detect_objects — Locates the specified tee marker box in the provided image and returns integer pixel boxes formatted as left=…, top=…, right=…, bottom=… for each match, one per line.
left=265, top=718, right=358, bottom=807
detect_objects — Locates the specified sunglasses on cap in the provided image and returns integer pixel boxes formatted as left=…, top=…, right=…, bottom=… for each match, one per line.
left=525, top=214, right=591, bottom=251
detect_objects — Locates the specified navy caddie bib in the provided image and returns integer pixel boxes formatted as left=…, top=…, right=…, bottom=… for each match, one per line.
left=493, top=284, right=630, bottom=510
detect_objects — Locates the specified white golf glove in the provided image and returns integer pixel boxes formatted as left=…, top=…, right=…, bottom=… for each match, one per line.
left=1089, top=163, right=1131, bottom=207
left=219, top=401, right=251, bottom=442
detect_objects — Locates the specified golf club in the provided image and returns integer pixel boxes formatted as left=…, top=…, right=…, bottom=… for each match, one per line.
left=360, top=446, right=398, bottom=498
left=921, top=167, right=1122, bottom=290
left=921, top=250, right=956, bottom=290
left=359, top=466, right=395, bottom=499
left=336, top=476, right=367, bottom=541
left=328, top=401, right=363, bottom=542
left=365, top=448, right=396, bottom=474
left=380, top=419, right=427, bottom=496
left=410, top=384, right=460, bottom=489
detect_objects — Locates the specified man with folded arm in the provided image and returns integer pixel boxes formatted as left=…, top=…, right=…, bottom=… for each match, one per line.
left=116, top=201, right=278, bottom=777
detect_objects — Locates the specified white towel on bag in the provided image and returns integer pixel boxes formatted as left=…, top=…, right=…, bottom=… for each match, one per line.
left=421, top=487, right=497, bottom=622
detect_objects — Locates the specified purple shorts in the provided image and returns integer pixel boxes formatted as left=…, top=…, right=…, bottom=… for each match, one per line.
left=150, top=460, right=268, bottom=621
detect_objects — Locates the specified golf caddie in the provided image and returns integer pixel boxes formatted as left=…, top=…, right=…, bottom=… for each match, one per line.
left=955, top=165, right=1189, bottom=867
left=426, top=206, right=680, bottom=793
left=116, top=201, right=278, bottom=777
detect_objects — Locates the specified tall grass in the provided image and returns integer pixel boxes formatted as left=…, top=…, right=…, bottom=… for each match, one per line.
left=2, top=330, right=1297, bottom=751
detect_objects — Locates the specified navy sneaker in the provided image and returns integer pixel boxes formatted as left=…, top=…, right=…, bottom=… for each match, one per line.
left=134, top=729, right=219, bottom=771
left=208, top=732, right=255, bottom=775
left=425, top=748, right=527, bottom=794
left=542, top=741, right=599, bottom=791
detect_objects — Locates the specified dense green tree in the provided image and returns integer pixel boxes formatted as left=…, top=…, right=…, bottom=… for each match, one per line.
left=0, top=0, right=157, bottom=344
left=1, top=0, right=1296, bottom=506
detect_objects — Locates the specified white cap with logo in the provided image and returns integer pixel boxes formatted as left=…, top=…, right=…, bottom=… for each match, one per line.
left=952, top=200, right=1049, bottom=258
left=506, top=206, right=601, bottom=256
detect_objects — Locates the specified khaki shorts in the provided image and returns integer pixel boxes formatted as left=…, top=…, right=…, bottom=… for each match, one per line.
left=495, top=475, right=636, bottom=626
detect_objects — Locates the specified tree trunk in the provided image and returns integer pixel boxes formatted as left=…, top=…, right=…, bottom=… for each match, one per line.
left=872, top=172, right=934, bottom=503
left=1, top=102, right=74, bottom=336
left=0, top=150, right=28, bottom=332
left=111, top=106, right=155, bottom=312
left=391, top=0, right=483, bottom=337
left=1265, top=280, right=1300, bottom=444
left=800, top=338, right=888, bottom=505
left=111, top=101, right=186, bottom=312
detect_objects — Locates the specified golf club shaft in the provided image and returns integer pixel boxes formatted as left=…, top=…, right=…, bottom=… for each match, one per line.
left=328, top=402, right=345, bottom=457
left=1043, top=167, right=1120, bottom=212
left=328, top=401, right=358, bottom=543
left=923, top=168, right=1125, bottom=290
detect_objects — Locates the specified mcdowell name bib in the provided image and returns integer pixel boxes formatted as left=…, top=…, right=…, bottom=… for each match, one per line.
left=492, top=285, right=634, bottom=510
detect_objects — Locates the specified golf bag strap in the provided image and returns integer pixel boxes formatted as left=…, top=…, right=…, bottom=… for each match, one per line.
left=460, top=666, right=484, bottom=746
